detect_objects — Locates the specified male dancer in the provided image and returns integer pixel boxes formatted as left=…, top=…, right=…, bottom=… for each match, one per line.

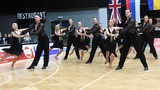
left=115, top=9, right=148, bottom=71
left=85, top=17, right=106, bottom=64
left=63, top=19, right=80, bottom=60
left=27, top=14, right=49, bottom=69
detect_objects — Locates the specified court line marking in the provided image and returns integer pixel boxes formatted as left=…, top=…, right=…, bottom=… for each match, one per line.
left=20, top=61, right=60, bottom=89
left=0, top=73, right=12, bottom=86
left=0, top=59, right=34, bottom=87
left=79, top=59, right=132, bottom=90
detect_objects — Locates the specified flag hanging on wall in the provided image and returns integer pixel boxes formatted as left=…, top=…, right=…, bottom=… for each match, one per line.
left=126, top=0, right=141, bottom=23
left=109, top=0, right=122, bottom=24
left=148, top=0, right=160, bottom=10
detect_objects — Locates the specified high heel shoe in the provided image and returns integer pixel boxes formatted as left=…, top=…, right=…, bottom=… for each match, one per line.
left=85, top=61, right=92, bottom=64
left=42, top=66, right=47, bottom=69
left=27, top=66, right=35, bottom=69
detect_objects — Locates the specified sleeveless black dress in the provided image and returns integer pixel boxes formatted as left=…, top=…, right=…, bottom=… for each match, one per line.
left=51, top=31, right=64, bottom=49
left=106, top=28, right=117, bottom=54
left=2, top=32, right=23, bottom=56
left=77, top=29, right=87, bottom=50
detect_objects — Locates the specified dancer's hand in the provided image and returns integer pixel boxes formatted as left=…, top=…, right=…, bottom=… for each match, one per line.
left=25, top=32, right=30, bottom=37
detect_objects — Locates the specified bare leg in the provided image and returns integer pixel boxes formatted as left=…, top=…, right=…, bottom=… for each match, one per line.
left=85, top=45, right=90, bottom=53
left=80, top=50, right=84, bottom=61
left=0, top=53, right=10, bottom=62
left=55, top=49, right=63, bottom=60
left=127, top=47, right=132, bottom=58
left=109, top=53, right=114, bottom=69
left=11, top=55, right=18, bottom=68
left=104, top=51, right=110, bottom=64
left=98, top=51, right=102, bottom=56
left=69, top=47, right=76, bottom=55
left=49, top=48, right=53, bottom=52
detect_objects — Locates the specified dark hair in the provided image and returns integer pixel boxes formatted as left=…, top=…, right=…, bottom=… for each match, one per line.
left=126, top=9, right=132, bottom=12
left=92, top=17, right=98, bottom=20
left=11, top=21, right=17, bottom=24
left=144, top=15, right=149, bottom=18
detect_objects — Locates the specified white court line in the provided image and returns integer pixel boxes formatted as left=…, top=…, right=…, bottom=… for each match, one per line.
left=79, top=59, right=132, bottom=90
left=20, top=61, right=60, bottom=89
left=0, top=74, right=12, bottom=86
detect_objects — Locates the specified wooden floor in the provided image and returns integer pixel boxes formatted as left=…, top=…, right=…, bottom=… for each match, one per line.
left=0, top=48, right=160, bottom=90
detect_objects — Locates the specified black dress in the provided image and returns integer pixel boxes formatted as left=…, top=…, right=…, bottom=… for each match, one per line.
left=51, top=31, right=64, bottom=49
left=106, top=28, right=117, bottom=54
left=2, top=32, right=23, bottom=56
left=77, top=29, right=86, bottom=50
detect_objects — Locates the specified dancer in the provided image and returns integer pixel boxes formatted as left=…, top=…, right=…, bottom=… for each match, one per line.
left=0, top=22, right=29, bottom=69
left=115, top=9, right=148, bottom=71
left=134, top=15, right=158, bottom=60
left=27, top=14, right=49, bottom=69
left=97, top=23, right=107, bottom=56
left=85, top=17, right=106, bottom=64
left=50, top=24, right=66, bottom=60
left=63, top=19, right=80, bottom=60
left=76, top=22, right=87, bottom=61
left=105, top=20, right=119, bottom=68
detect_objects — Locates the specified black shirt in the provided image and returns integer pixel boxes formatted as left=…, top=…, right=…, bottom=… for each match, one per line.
left=29, top=22, right=47, bottom=37
left=88, top=24, right=101, bottom=37
left=121, top=17, right=136, bottom=34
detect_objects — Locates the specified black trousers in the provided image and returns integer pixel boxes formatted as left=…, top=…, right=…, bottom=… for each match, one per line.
left=64, top=35, right=80, bottom=59
left=87, top=36, right=106, bottom=63
left=118, top=33, right=148, bottom=68
left=135, top=33, right=158, bottom=58
left=142, top=33, right=158, bottom=58
left=31, top=36, right=49, bottom=67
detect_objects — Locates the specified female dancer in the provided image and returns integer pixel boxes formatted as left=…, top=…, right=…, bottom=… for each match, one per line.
left=0, top=22, right=29, bottom=68
left=50, top=24, right=66, bottom=60
left=105, top=20, right=119, bottom=68
left=76, top=22, right=87, bottom=61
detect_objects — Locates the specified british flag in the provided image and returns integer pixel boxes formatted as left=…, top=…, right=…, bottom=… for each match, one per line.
left=109, top=0, right=122, bottom=24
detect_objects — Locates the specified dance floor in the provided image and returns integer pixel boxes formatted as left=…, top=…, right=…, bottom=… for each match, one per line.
left=0, top=47, right=160, bottom=90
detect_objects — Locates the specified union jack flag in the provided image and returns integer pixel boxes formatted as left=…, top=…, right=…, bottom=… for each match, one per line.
left=109, top=0, right=122, bottom=24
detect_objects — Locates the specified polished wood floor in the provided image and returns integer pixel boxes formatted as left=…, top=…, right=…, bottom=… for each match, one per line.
left=0, top=48, right=160, bottom=90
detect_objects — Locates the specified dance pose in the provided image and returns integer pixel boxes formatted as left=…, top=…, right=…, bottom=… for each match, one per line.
left=134, top=15, right=158, bottom=60
left=50, top=24, right=66, bottom=60
left=0, top=22, right=29, bottom=69
left=76, top=22, right=87, bottom=61
left=97, top=23, right=107, bottom=56
left=115, top=9, right=148, bottom=71
left=27, top=14, right=49, bottom=69
left=63, top=19, right=80, bottom=60
left=105, top=20, right=119, bottom=68
left=85, top=17, right=106, bottom=64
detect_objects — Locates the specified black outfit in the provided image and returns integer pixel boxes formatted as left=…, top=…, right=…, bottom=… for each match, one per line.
left=135, top=22, right=158, bottom=59
left=150, top=24, right=155, bottom=53
left=116, top=17, right=148, bottom=70
left=106, top=28, right=117, bottom=54
left=2, top=32, right=22, bottom=56
left=0, top=37, right=3, bottom=44
left=51, top=34, right=59, bottom=49
left=77, top=29, right=87, bottom=50
left=85, top=31, right=91, bottom=50
left=51, top=31, right=64, bottom=49
left=28, top=22, right=49, bottom=69
left=6, top=37, right=12, bottom=44
left=63, top=25, right=80, bottom=60
left=142, top=23, right=158, bottom=59
left=85, top=24, right=106, bottom=64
